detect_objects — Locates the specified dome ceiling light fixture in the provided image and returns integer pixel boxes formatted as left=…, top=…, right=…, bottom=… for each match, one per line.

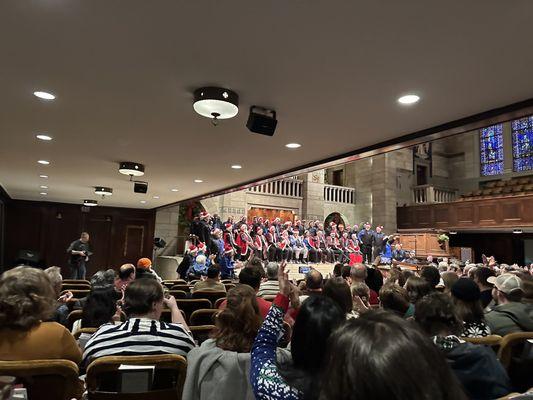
left=193, top=87, right=239, bottom=126
left=119, top=162, right=145, bottom=181
left=94, top=186, right=113, bottom=197
left=83, top=199, right=98, bottom=207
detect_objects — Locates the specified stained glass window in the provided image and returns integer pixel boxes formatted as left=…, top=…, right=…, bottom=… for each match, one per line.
left=479, top=124, right=504, bottom=176
left=511, top=115, right=533, bottom=172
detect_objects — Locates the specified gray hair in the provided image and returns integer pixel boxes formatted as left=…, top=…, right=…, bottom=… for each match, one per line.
left=90, top=269, right=116, bottom=289
left=44, top=266, right=62, bottom=296
left=266, top=262, right=279, bottom=280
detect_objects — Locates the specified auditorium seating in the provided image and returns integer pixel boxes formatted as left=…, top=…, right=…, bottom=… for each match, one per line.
left=0, top=359, right=82, bottom=400
left=175, top=299, right=212, bottom=322
left=86, top=354, right=187, bottom=400
left=189, top=309, right=219, bottom=326
left=190, top=291, right=226, bottom=305
left=61, top=289, right=90, bottom=299
left=160, top=309, right=187, bottom=323
left=62, top=279, right=91, bottom=285
left=189, top=325, right=215, bottom=345
left=61, top=283, right=91, bottom=291
left=460, top=176, right=533, bottom=200
left=168, top=290, right=188, bottom=299
left=67, top=309, right=83, bottom=331
left=463, top=334, right=502, bottom=352
left=169, top=284, right=190, bottom=293
left=214, top=298, right=225, bottom=309
left=73, top=327, right=98, bottom=340
left=224, top=283, right=236, bottom=291
left=162, top=280, right=187, bottom=289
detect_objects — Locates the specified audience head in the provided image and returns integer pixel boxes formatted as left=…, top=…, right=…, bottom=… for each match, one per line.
left=238, top=266, right=263, bottom=291
left=195, top=255, right=207, bottom=266
left=415, top=292, right=462, bottom=337
left=82, top=287, right=120, bottom=328
left=320, top=310, right=466, bottom=400
left=137, top=257, right=153, bottom=270
left=0, top=266, right=55, bottom=330
left=420, top=265, right=440, bottom=289
left=123, top=278, right=164, bottom=319
left=341, top=265, right=351, bottom=280
left=80, top=232, right=90, bottom=243
left=207, top=265, right=221, bottom=280
left=351, top=282, right=370, bottom=304
left=266, top=262, right=279, bottom=280
left=350, top=264, right=367, bottom=282
left=305, top=269, right=323, bottom=292
left=90, top=269, right=116, bottom=289
left=379, top=283, right=410, bottom=316
left=450, top=278, right=484, bottom=325
left=398, top=269, right=414, bottom=287
left=333, top=263, right=343, bottom=278
left=441, top=271, right=459, bottom=294
left=212, top=285, right=261, bottom=352
left=405, top=276, right=431, bottom=303
left=323, top=277, right=353, bottom=314
left=473, top=267, right=495, bottom=288
left=44, top=266, right=63, bottom=297
left=488, top=273, right=523, bottom=304
left=118, top=264, right=136, bottom=281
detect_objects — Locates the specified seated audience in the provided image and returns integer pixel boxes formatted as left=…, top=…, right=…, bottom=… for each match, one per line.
left=379, top=283, right=414, bottom=318
left=415, top=292, right=511, bottom=400
left=323, top=277, right=357, bottom=318
left=441, top=271, right=459, bottom=294
left=485, top=273, right=533, bottom=335
left=473, top=267, right=496, bottom=308
left=114, top=263, right=136, bottom=291
left=136, top=257, right=162, bottom=281
left=420, top=265, right=440, bottom=291
left=320, top=310, right=467, bottom=400
left=251, top=263, right=344, bottom=399
left=82, top=278, right=194, bottom=366
left=351, top=282, right=371, bottom=316
left=450, top=278, right=491, bottom=337
left=183, top=285, right=261, bottom=400
left=73, top=268, right=116, bottom=310
left=73, top=287, right=121, bottom=332
left=219, top=265, right=271, bottom=319
left=191, top=265, right=226, bottom=293
left=299, top=269, right=323, bottom=303
left=44, top=266, right=70, bottom=326
left=405, top=275, right=431, bottom=304
left=350, top=264, right=378, bottom=305
left=257, top=262, right=280, bottom=298
left=332, top=263, right=343, bottom=278
left=0, top=266, right=82, bottom=363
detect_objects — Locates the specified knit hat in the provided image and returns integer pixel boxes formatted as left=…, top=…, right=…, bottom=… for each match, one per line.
left=451, top=278, right=480, bottom=302
left=137, top=257, right=152, bottom=270
left=487, top=273, right=523, bottom=295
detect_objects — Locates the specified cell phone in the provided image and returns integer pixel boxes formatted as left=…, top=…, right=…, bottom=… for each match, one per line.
left=299, top=266, right=311, bottom=274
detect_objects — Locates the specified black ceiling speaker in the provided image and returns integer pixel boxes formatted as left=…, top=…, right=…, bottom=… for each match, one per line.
left=246, top=106, right=277, bottom=136
left=154, top=237, right=166, bottom=248
left=134, top=181, right=148, bottom=194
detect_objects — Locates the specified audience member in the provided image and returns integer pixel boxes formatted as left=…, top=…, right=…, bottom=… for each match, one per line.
left=473, top=267, right=496, bottom=308
left=0, top=266, right=81, bottom=363
left=332, top=263, right=343, bottom=278
left=299, top=269, right=323, bottom=303
left=257, top=262, right=280, bottom=298
left=405, top=276, right=431, bottom=304
left=441, top=271, right=459, bottom=294
left=320, top=310, right=467, bottom=400
left=136, top=257, right=162, bottom=281
left=379, top=283, right=414, bottom=318
left=350, top=264, right=378, bottom=305
left=420, top=265, right=440, bottom=290
left=251, top=263, right=344, bottom=400
left=485, top=273, right=533, bottom=335
left=44, top=266, right=70, bottom=326
left=415, top=292, right=511, bottom=400
left=183, top=285, right=261, bottom=400
left=74, top=287, right=121, bottom=333
left=192, top=265, right=226, bottom=293
left=450, top=278, right=491, bottom=337
left=323, top=277, right=356, bottom=318
left=114, top=263, right=136, bottom=291
left=82, top=278, right=194, bottom=366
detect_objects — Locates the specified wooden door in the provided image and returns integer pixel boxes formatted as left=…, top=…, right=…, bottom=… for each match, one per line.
left=84, top=215, right=113, bottom=276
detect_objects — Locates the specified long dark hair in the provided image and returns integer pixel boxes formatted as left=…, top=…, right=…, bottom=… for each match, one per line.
left=319, top=310, right=467, bottom=400
left=451, top=296, right=485, bottom=325
left=81, top=287, right=120, bottom=328
left=279, top=295, right=344, bottom=399
left=405, top=276, right=431, bottom=303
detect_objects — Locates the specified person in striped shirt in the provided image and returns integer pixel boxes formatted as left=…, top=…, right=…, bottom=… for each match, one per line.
left=257, top=262, right=280, bottom=298
left=82, top=278, right=195, bottom=367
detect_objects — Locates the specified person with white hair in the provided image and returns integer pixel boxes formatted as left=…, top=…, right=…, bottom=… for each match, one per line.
left=257, top=262, right=280, bottom=298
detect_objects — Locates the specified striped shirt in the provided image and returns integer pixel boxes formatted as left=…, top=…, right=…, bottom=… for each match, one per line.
left=257, top=280, right=280, bottom=298
left=82, top=318, right=195, bottom=366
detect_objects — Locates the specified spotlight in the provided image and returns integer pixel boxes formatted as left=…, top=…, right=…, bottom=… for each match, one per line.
left=193, top=87, right=239, bottom=125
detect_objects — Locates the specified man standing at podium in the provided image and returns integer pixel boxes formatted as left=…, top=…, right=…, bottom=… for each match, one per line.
left=67, top=232, right=92, bottom=280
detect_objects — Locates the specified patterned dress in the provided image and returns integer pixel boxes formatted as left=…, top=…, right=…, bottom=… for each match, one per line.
left=251, top=294, right=301, bottom=400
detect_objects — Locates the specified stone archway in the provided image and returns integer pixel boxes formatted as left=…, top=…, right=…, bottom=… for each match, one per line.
left=324, top=212, right=346, bottom=227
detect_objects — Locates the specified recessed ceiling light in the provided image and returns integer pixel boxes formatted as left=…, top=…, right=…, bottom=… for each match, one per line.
left=36, top=134, right=53, bottom=141
left=231, top=165, right=242, bottom=169
left=171, top=188, right=179, bottom=192
left=153, top=195, right=160, bottom=199
left=397, top=94, right=420, bottom=104
left=83, top=199, right=98, bottom=207
left=194, top=179, right=203, bottom=183
left=285, top=143, right=301, bottom=149
left=40, top=185, right=48, bottom=189
left=40, top=192, right=47, bottom=196
left=140, top=200, right=147, bottom=204
left=33, top=91, right=56, bottom=100
left=38, top=160, right=50, bottom=165
left=39, top=175, right=48, bottom=179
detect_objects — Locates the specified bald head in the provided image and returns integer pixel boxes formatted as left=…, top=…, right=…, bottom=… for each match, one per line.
left=118, top=263, right=136, bottom=280
left=306, top=269, right=323, bottom=291
left=350, top=264, right=367, bottom=282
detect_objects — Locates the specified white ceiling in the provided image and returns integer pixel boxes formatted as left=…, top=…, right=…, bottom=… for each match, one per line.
left=1, top=1, right=533, bottom=209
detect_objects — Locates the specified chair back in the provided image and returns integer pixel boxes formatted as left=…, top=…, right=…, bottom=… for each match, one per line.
left=169, top=284, right=190, bottom=293
left=67, top=309, right=83, bottom=331
left=189, top=309, right=219, bottom=326
left=168, top=290, right=188, bottom=299
left=62, top=279, right=91, bottom=285
left=61, top=283, right=91, bottom=291
left=463, top=334, right=502, bottom=352
left=497, top=332, right=533, bottom=368
left=224, top=283, right=236, bottom=292
left=159, top=309, right=187, bottom=323
left=61, top=289, right=90, bottom=299
left=86, top=354, right=187, bottom=400
left=162, top=280, right=186, bottom=289
left=175, top=299, right=212, bottom=322
left=191, top=291, right=226, bottom=305
left=0, top=359, right=81, bottom=400
left=189, top=325, right=215, bottom=345
left=214, top=298, right=226, bottom=309
left=73, top=327, right=98, bottom=340
left=497, top=332, right=533, bottom=392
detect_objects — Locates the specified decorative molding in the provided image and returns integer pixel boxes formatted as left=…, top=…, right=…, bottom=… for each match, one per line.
left=220, top=206, right=245, bottom=215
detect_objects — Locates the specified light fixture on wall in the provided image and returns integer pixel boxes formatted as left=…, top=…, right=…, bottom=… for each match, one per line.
left=449, top=230, right=457, bottom=235
left=513, top=228, right=523, bottom=234
left=193, top=87, right=239, bottom=126
left=83, top=199, right=98, bottom=207
left=94, top=186, right=113, bottom=197
left=119, top=162, right=145, bottom=181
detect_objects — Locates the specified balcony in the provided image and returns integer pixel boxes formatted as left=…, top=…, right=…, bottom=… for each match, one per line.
left=248, top=178, right=303, bottom=198
left=324, top=184, right=356, bottom=204
left=412, top=185, right=457, bottom=204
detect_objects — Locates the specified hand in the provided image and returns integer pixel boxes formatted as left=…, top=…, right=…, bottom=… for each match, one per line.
left=163, top=295, right=178, bottom=310
left=278, top=260, right=291, bottom=296
left=58, top=291, right=73, bottom=303
left=209, top=254, right=216, bottom=260
left=289, top=283, right=300, bottom=308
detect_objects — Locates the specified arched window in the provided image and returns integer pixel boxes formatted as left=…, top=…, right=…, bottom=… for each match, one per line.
left=479, top=123, right=504, bottom=176
left=511, top=115, right=533, bottom=172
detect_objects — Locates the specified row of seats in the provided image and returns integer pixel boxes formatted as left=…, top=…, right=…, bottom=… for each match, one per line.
left=461, top=175, right=533, bottom=200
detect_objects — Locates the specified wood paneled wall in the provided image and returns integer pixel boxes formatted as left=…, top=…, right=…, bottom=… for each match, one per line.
left=397, top=195, right=533, bottom=230
left=3, top=200, right=155, bottom=277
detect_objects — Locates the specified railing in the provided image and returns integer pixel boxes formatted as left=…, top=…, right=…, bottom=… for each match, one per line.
left=412, top=185, right=457, bottom=204
left=324, top=184, right=356, bottom=204
left=248, top=178, right=303, bottom=198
